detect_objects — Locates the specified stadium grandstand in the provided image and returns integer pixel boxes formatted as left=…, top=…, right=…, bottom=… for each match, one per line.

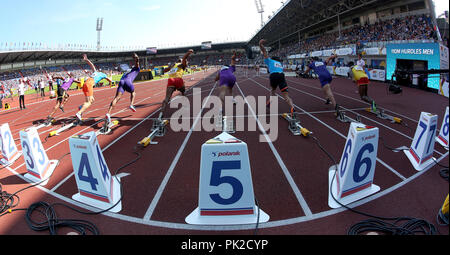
left=0, top=0, right=448, bottom=245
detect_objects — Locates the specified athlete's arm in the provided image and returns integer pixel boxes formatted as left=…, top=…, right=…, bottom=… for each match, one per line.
left=133, top=53, right=140, bottom=69
left=325, top=55, right=337, bottom=65
left=164, top=63, right=175, bottom=73
left=231, top=50, right=237, bottom=66
left=181, top=49, right=194, bottom=69
left=83, top=54, right=97, bottom=73
left=215, top=72, right=220, bottom=82
left=259, top=39, right=269, bottom=59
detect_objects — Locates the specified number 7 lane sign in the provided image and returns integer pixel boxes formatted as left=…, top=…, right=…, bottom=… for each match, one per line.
left=404, top=112, right=438, bottom=171
left=328, top=122, right=380, bottom=209
left=186, top=132, right=269, bottom=225
left=69, top=131, right=122, bottom=213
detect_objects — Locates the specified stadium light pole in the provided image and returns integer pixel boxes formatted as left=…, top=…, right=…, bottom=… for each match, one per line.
left=255, top=0, right=264, bottom=27
left=96, top=17, right=104, bottom=51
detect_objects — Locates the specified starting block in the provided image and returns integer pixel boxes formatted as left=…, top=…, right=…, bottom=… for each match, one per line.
left=329, top=123, right=380, bottom=209
left=0, top=123, right=22, bottom=167
left=186, top=132, right=269, bottom=225
left=404, top=112, right=438, bottom=171
left=281, top=113, right=311, bottom=137
left=138, top=118, right=169, bottom=147
left=96, top=120, right=119, bottom=136
left=365, top=107, right=402, bottom=124
left=49, top=119, right=82, bottom=137
left=69, top=131, right=122, bottom=213
left=221, top=116, right=235, bottom=134
left=35, top=118, right=56, bottom=130
left=20, top=127, right=58, bottom=185
left=336, top=109, right=361, bottom=124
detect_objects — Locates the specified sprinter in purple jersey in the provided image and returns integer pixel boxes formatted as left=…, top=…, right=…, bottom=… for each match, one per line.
left=302, top=55, right=341, bottom=116
left=46, top=72, right=80, bottom=121
left=105, top=53, right=140, bottom=124
left=215, top=51, right=237, bottom=114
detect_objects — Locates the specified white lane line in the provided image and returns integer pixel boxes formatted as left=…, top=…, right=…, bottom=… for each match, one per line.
left=248, top=78, right=407, bottom=181
left=236, top=82, right=313, bottom=217
left=142, top=81, right=218, bottom=221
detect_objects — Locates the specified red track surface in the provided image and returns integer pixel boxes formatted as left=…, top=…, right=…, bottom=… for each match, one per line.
left=0, top=68, right=448, bottom=235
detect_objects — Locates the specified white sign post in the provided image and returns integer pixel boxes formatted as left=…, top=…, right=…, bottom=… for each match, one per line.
left=404, top=112, right=438, bottom=171
left=186, top=132, right=269, bottom=225
left=328, top=123, right=380, bottom=209
left=0, top=123, right=22, bottom=167
left=20, top=127, right=58, bottom=185
left=436, top=107, right=449, bottom=150
left=69, top=131, right=122, bottom=213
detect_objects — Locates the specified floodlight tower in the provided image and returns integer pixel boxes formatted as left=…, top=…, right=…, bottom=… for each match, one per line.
left=255, top=0, right=264, bottom=27
left=96, top=17, right=103, bottom=51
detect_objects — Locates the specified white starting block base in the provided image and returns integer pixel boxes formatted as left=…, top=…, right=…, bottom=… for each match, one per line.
left=185, top=206, right=270, bottom=225
left=403, top=150, right=436, bottom=172
left=328, top=165, right=380, bottom=209
left=72, top=176, right=122, bottom=213
left=0, top=151, right=22, bottom=168
left=436, top=136, right=449, bottom=150
left=23, top=160, right=59, bottom=186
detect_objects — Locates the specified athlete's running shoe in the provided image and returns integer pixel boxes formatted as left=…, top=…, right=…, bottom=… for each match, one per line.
left=130, top=105, right=136, bottom=112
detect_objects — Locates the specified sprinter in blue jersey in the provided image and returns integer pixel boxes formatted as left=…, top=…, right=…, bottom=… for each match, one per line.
left=302, top=55, right=340, bottom=116
left=259, top=39, right=296, bottom=118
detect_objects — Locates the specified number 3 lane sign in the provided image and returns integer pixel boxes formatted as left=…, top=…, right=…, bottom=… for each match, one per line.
left=186, top=132, right=269, bottom=225
left=404, top=112, right=438, bottom=171
left=20, top=127, right=58, bottom=185
left=69, top=131, right=122, bottom=213
left=328, top=122, right=380, bottom=209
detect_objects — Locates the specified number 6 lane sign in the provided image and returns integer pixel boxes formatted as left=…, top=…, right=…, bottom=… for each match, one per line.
left=186, top=132, right=269, bottom=225
left=404, top=112, right=438, bottom=171
left=69, top=131, right=122, bottom=213
left=328, top=122, right=380, bottom=209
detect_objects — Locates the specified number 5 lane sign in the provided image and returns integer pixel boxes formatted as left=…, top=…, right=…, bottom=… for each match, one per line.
left=328, top=122, right=380, bottom=209
left=186, top=132, right=269, bottom=225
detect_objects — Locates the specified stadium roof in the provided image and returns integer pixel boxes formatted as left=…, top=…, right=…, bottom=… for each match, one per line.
left=247, top=0, right=404, bottom=48
left=0, top=42, right=247, bottom=66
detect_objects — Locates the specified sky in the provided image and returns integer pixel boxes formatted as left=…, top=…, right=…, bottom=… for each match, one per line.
left=0, top=0, right=448, bottom=49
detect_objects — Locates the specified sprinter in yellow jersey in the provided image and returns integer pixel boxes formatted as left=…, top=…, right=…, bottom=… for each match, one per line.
left=348, top=61, right=376, bottom=111
left=159, top=49, right=194, bottom=119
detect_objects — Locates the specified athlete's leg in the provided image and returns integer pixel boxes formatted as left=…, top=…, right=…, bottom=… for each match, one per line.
left=322, top=84, right=337, bottom=108
left=161, top=86, right=176, bottom=118
left=107, top=90, right=123, bottom=115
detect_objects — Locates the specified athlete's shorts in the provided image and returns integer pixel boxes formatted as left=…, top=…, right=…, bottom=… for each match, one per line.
left=118, top=79, right=135, bottom=94
left=219, top=75, right=236, bottom=88
left=356, top=77, right=369, bottom=86
left=319, top=75, right=333, bottom=87
left=56, top=87, right=68, bottom=103
left=167, top=78, right=185, bottom=90
left=83, top=78, right=94, bottom=97
left=269, top=72, right=288, bottom=92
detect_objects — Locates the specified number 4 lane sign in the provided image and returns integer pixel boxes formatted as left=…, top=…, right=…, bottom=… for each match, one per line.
left=69, top=131, right=122, bottom=213
left=328, top=122, right=380, bottom=209
left=0, top=123, right=22, bottom=167
left=404, top=112, right=438, bottom=171
left=186, top=132, right=269, bottom=225
left=20, top=127, right=58, bottom=186
left=436, top=107, right=449, bottom=150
